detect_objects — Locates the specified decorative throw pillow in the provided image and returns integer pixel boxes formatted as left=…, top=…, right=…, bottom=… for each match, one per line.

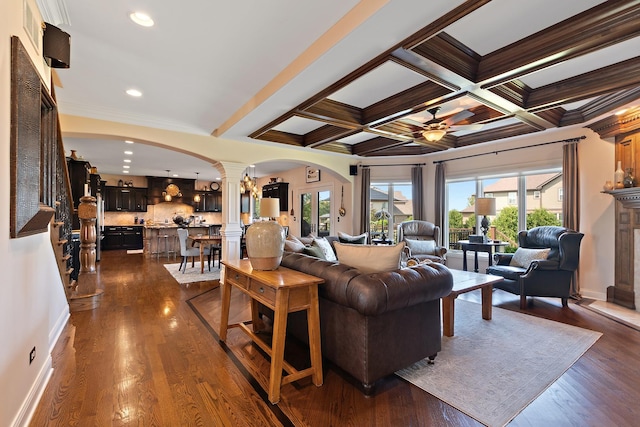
left=334, top=242, right=405, bottom=274
left=298, top=234, right=315, bottom=246
left=313, top=237, right=338, bottom=261
left=303, top=245, right=326, bottom=259
left=405, top=239, right=436, bottom=255
left=284, top=235, right=305, bottom=253
left=338, top=231, right=368, bottom=245
left=510, top=247, right=551, bottom=268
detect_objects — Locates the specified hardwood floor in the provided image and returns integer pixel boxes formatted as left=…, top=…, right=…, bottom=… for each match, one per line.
left=30, top=251, right=640, bottom=426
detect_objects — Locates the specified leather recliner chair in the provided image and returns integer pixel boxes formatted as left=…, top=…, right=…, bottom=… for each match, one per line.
left=397, top=220, right=447, bottom=264
left=486, top=226, right=584, bottom=309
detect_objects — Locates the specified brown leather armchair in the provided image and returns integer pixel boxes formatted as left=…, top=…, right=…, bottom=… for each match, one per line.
left=486, top=226, right=584, bottom=309
left=397, top=220, right=447, bottom=264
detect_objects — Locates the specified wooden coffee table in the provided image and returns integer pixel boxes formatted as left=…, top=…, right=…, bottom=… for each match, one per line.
left=442, top=269, right=504, bottom=337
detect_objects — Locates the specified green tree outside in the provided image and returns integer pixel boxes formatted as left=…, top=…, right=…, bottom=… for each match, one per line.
left=527, top=208, right=561, bottom=228
left=449, top=209, right=463, bottom=228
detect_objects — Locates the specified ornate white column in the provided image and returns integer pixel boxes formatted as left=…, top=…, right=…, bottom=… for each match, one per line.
left=214, top=161, right=247, bottom=264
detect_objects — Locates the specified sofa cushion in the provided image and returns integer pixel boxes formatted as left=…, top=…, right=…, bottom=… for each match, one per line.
left=284, top=235, right=305, bottom=253
left=405, top=238, right=436, bottom=255
left=338, top=231, right=368, bottom=244
left=303, top=244, right=326, bottom=259
left=313, top=237, right=338, bottom=261
left=487, top=265, right=527, bottom=281
left=334, top=242, right=405, bottom=274
left=298, top=234, right=315, bottom=246
left=510, top=247, right=550, bottom=268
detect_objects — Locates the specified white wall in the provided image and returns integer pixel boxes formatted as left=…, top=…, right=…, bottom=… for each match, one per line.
left=1, top=0, right=70, bottom=425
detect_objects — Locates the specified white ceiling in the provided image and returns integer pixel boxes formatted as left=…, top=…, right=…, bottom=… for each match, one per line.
left=44, top=0, right=637, bottom=181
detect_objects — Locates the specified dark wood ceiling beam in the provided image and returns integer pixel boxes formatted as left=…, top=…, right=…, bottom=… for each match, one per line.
left=478, top=1, right=640, bottom=85
left=249, top=111, right=296, bottom=139
left=363, top=81, right=452, bottom=125
left=527, top=57, right=640, bottom=109
left=351, top=136, right=413, bottom=156
left=304, top=125, right=359, bottom=148
left=401, top=0, right=493, bottom=50
left=488, top=81, right=529, bottom=108
left=302, top=99, right=362, bottom=125
left=455, top=123, right=540, bottom=147
left=388, top=55, right=460, bottom=91
left=315, top=142, right=353, bottom=155
left=561, top=87, right=640, bottom=126
left=254, top=130, right=304, bottom=146
left=362, top=145, right=439, bottom=157
left=411, top=33, right=479, bottom=82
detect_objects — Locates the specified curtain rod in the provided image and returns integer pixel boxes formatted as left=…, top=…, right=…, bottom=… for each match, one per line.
left=432, top=136, right=586, bottom=164
left=359, top=163, right=426, bottom=168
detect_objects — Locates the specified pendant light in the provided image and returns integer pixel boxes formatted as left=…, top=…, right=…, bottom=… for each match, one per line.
left=193, top=172, right=201, bottom=203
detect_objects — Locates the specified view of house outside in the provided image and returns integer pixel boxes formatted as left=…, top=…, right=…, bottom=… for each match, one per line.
left=447, top=172, right=563, bottom=251
left=369, top=183, right=412, bottom=242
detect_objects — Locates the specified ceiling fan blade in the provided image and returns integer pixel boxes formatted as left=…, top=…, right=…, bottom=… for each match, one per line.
left=449, top=123, right=484, bottom=131
left=444, top=109, right=474, bottom=126
left=401, top=117, right=426, bottom=127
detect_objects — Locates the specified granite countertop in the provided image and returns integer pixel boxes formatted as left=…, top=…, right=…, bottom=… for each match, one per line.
left=143, top=224, right=220, bottom=229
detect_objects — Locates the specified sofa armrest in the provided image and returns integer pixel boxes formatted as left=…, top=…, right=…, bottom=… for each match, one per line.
left=435, top=246, right=447, bottom=257
left=346, top=263, right=453, bottom=316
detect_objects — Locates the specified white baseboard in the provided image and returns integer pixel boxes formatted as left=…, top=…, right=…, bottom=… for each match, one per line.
left=580, top=289, right=607, bottom=301
left=49, top=305, right=70, bottom=354
left=11, top=355, right=53, bottom=427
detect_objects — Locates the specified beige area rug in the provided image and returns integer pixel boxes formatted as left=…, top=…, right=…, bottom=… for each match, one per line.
left=163, top=262, right=220, bottom=285
left=396, top=300, right=602, bottom=427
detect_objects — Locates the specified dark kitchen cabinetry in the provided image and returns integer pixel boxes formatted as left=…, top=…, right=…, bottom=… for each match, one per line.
left=147, top=176, right=195, bottom=206
left=104, top=186, right=147, bottom=212
left=194, top=190, right=222, bottom=212
left=262, top=182, right=288, bottom=212
left=102, top=226, right=143, bottom=250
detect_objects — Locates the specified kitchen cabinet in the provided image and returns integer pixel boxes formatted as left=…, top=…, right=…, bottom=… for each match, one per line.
left=262, top=182, right=288, bottom=212
left=104, top=186, right=147, bottom=212
left=194, top=190, right=222, bottom=212
left=102, top=226, right=143, bottom=250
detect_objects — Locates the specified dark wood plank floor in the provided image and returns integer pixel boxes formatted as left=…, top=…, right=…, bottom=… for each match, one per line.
left=30, top=250, right=640, bottom=426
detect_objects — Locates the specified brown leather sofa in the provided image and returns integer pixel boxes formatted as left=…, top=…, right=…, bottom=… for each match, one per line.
left=262, top=251, right=453, bottom=394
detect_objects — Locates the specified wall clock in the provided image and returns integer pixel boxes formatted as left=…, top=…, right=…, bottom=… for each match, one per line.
left=210, top=181, right=220, bottom=191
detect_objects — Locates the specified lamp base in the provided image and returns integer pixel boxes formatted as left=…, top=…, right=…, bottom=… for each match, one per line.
left=245, top=220, right=285, bottom=270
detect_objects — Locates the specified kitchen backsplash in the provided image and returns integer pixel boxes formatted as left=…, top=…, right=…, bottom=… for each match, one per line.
left=104, top=201, right=221, bottom=226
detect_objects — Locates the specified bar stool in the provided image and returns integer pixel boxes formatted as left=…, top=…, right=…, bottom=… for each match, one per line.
left=156, top=233, right=177, bottom=260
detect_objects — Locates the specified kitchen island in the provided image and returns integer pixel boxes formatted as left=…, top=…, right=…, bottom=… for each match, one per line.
left=143, top=224, right=221, bottom=258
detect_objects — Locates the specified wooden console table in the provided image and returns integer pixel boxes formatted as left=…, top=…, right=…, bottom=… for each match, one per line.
left=220, top=259, right=324, bottom=404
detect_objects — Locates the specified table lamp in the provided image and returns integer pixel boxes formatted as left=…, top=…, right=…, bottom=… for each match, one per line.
left=246, top=198, right=285, bottom=270
left=475, top=197, right=496, bottom=243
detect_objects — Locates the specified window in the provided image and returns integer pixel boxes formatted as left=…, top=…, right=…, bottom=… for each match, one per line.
left=446, top=170, right=563, bottom=251
left=369, top=182, right=412, bottom=242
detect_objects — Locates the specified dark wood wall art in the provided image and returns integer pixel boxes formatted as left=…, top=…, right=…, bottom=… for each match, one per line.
left=10, top=36, right=56, bottom=238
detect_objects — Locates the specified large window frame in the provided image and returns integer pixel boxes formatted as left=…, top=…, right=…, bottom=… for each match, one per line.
left=444, top=168, right=563, bottom=251
left=369, top=181, right=413, bottom=242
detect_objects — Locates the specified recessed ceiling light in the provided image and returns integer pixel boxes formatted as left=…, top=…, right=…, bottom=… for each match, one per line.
left=123, top=165, right=130, bottom=169
left=123, top=170, right=130, bottom=174
left=130, top=12, right=154, bottom=27
left=126, top=89, right=142, bottom=97
left=124, top=151, right=133, bottom=155
left=125, top=140, right=134, bottom=144
left=124, top=159, right=132, bottom=163
left=172, top=174, right=179, bottom=177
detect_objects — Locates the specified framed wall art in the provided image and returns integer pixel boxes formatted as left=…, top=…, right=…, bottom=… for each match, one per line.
left=306, top=166, right=320, bottom=183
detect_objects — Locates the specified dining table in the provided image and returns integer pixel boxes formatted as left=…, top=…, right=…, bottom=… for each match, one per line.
left=188, top=234, right=222, bottom=273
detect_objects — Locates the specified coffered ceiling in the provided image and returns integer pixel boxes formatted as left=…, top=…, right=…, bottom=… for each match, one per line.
left=248, top=0, right=640, bottom=156
left=48, top=0, right=640, bottom=178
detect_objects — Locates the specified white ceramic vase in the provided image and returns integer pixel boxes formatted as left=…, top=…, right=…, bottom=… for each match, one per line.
left=245, top=220, right=285, bottom=270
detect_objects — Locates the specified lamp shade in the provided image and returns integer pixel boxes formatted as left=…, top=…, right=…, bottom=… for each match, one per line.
left=260, top=198, right=280, bottom=219
left=475, top=197, right=496, bottom=216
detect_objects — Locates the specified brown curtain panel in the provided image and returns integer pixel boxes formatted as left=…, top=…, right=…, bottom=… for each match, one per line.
left=434, top=162, right=446, bottom=229
left=411, top=165, right=424, bottom=220
left=563, top=141, right=580, bottom=297
left=359, top=167, right=371, bottom=240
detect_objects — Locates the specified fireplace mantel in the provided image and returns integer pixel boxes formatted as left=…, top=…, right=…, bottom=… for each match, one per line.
left=603, top=188, right=640, bottom=209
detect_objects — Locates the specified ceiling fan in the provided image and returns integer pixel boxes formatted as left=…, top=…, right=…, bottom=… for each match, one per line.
left=407, top=106, right=484, bottom=142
